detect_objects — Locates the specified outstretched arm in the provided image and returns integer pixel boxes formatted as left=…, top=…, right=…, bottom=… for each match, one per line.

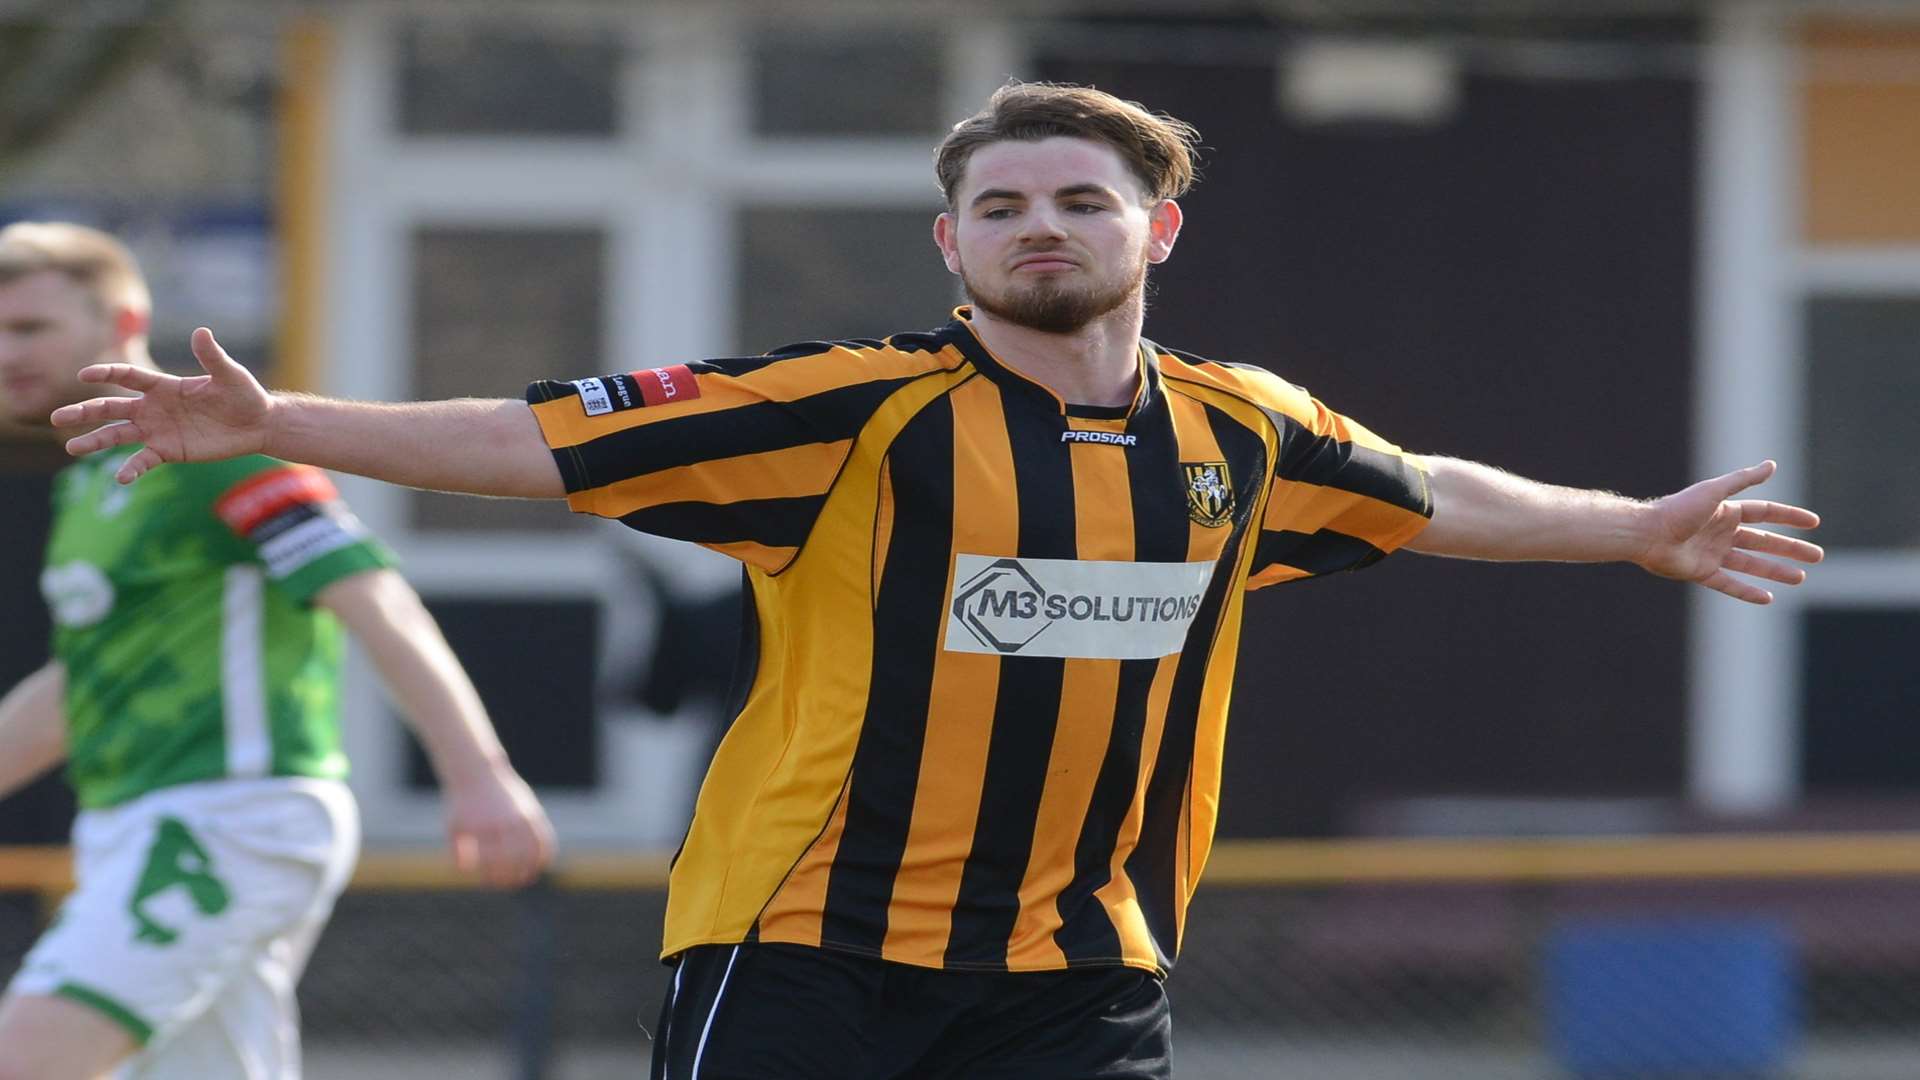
left=1408, top=457, right=1822, bottom=605
left=318, top=569, right=556, bottom=887
left=0, top=662, right=65, bottom=802
left=52, top=328, right=564, bottom=498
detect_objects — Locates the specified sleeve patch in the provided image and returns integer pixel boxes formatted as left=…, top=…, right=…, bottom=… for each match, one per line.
left=215, top=466, right=339, bottom=535
left=258, top=514, right=367, bottom=579
left=571, top=365, right=701, bottom=416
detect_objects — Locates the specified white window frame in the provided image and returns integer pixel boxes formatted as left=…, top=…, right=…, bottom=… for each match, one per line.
left=1693, top=2, right=1920, bottom=814
left=321, top=5, right=1020, bottom=847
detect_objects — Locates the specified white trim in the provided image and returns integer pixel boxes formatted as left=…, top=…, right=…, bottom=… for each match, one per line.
left=660, top=957, right=685, bottom=1073
left=222, top=565, right=272, bottom=778
left=1796, top=248, right=1920, bottom=293
left=1691, top=3, right=1800, bottom=814
left=690, top=944, right=740, bottom=1079
left=1796, top=553, right=1920, bottom=606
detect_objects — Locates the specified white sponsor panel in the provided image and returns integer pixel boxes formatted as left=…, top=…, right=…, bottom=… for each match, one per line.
left=260, top=516, right=365, bottom=579
left=944, top=554, right=1217, bottom=659
left=573, top=376, right=613, bottom=416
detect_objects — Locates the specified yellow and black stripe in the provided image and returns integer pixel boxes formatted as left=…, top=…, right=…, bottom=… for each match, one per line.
left=525, top=309, right=1430, bottom=976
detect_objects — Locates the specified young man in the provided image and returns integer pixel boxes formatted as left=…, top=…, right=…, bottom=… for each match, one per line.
left=53, top=83, right=1821, bottom=1079
left=0, top=222, right=556, bottom=1080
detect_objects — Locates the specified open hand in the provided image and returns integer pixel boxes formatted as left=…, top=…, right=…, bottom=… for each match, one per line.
left=1636, top=461, right=1823, bottom=604
left=50, top=328, right=273, bottom=484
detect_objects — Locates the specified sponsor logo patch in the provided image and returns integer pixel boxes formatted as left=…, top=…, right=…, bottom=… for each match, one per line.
left=573, top=377, right=614, bottom=416
left=572, top=365, right=700, bottom=417
left=1060, top=430, right=1137, bottom=446
left=216, top=467, right=339, bottom=536
left=1183, top=461, right=1234, bottom=528
left=945, top=554, right=1216, bottom=659
left=259, top=515, right=366, bottom=579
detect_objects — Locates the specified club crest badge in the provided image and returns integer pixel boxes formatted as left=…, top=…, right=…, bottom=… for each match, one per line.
left=1183, top=461, right=1234, bottom=528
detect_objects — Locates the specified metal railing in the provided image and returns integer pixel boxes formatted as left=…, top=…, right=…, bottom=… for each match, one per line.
left=7, top=834, right=1920, bottom=1079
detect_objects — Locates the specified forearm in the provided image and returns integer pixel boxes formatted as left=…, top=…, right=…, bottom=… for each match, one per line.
left=0, top=662, right=66, bottom=800
left=266, top=395, right=564, bottom=499
left=323, top=573, right=509, bottom=783
left=1408, top=455, right=1656, bottom=563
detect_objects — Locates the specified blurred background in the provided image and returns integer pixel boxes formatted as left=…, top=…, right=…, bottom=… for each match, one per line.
left=0, top=0, right=1915, bottom=1076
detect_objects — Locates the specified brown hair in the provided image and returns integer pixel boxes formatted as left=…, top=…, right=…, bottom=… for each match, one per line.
left=0, top=221, right=151, bottom=319
left=935, top=81, right=1202, bottom=207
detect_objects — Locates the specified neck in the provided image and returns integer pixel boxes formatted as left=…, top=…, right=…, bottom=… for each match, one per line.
left=967, top=293, right=1144, bottom=409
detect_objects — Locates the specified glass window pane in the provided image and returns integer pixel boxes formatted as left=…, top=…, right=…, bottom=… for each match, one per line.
left=736, top=206, right=959, bottom=353
left=1801, top=607, right=1920, bottom=791
left=1804, top=296, right=1920, bottom=550
left=750, top=32, right=945, bottom=136
left=409, top=226, right=602, bottom=532
left=400, top=24, right=620, bottom=136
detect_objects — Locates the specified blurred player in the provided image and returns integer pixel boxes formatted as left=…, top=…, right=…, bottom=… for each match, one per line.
left=0, top=222, right=555, bottom=1080
left=52, top=82, right=1823, bottom=1079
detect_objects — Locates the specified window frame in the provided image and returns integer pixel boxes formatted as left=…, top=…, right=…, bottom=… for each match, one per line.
left=318, top=7, right=1020, bottom=846
left=1694, top=5, right=1920, bottom=814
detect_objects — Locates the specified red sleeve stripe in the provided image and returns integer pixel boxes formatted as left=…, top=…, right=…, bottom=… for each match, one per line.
left=215, top=466, right=340, bottom=536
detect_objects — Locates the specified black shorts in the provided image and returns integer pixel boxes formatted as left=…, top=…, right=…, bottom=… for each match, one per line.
left=649, top=942, right=1172, bottom=1080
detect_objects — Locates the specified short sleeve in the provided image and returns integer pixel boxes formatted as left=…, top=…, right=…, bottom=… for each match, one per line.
left=202, top=457, right=395, bottom=604
left=523, top=342, right=945, bottom=572
left=1246, top=393, right=1432, bottom=590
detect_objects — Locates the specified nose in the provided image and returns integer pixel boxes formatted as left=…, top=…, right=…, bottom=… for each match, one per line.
left=1016, top=205, right=1069, bottom=244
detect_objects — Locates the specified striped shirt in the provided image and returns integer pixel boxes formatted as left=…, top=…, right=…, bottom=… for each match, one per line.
left=526, top=309, right=1430, bottom=975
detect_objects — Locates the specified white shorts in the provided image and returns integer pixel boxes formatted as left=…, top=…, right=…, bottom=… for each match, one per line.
left=7, top=777, right=359, bottom=1079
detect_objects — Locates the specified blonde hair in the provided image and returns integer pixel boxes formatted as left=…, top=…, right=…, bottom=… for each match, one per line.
left=935, top=82, right=1202, bottom=207
left=0, top=221, right=151, bottom=320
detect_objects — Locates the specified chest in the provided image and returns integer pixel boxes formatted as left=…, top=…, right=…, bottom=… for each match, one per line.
left=889, top=393, right=1268, bottom=568
left=43, top=458, right=222, bottom=626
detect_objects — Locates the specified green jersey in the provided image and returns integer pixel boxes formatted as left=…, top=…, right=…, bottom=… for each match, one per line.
left=40, top=450, right=393, bottom=808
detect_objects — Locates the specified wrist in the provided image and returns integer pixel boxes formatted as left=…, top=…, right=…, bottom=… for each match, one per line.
left=258, top=391, right=295, bottom=459
left=427, top=743, right=514, bottom=787
left=1621, top=497, right=1665, bottom=567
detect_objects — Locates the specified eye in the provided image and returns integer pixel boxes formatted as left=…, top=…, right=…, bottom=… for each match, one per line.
left=1068, top=203, right=1106, bottom=214
left=981, top=207, right=1016, bottom=220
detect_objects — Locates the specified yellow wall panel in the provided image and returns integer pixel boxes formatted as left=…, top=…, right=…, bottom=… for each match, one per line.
left=1802, top=20, right=1920, bottom=245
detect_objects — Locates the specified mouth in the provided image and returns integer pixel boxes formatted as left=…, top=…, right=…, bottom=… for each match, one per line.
left=1011, top=254, right=1079, bottom=273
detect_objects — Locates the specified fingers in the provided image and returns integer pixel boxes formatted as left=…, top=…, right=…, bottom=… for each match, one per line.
left=1701, top=569, right=1774, bottom=606
left=1723, top=550, right=1806, bottom=587
left=451, top=830, right=480, bottom=875
left=449, top=822, right=549, bottom=888
left=1735, top=500, right=1820, bottom=531
left=62, top=419, right=143, bottom=457
left=191, top=326, right=246, bottom=378
left=50, top=394, right=140, bottom=428
left=117, top=447, right=164, bottom=485
left=75, top=362, right=166, bottom=391
left=1733, top=526, right=1824, bottom=564
left=1707, top=460, right=1776, bottom=502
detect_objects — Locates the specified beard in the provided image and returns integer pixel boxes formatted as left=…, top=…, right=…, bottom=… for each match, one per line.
left=962, top=253, right=1148, bottom=335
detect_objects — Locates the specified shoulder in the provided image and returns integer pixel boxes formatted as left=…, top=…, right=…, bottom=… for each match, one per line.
left=1153, top=345, right=1316, bottom=420
left=528, top=326, right=968, bottom=414
left=707, top=325, right=968, bottom=385
left=171, top=454, right=308, bottom=500
left=182, top=457, right=346, bottom=534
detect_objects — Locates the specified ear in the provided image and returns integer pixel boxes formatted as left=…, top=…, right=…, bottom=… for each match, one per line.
left=110, top=303, right=150, bottom=348
left=933, top=212, right=962, bottom=275
left=1145, top=199, right=1183, bottom=265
